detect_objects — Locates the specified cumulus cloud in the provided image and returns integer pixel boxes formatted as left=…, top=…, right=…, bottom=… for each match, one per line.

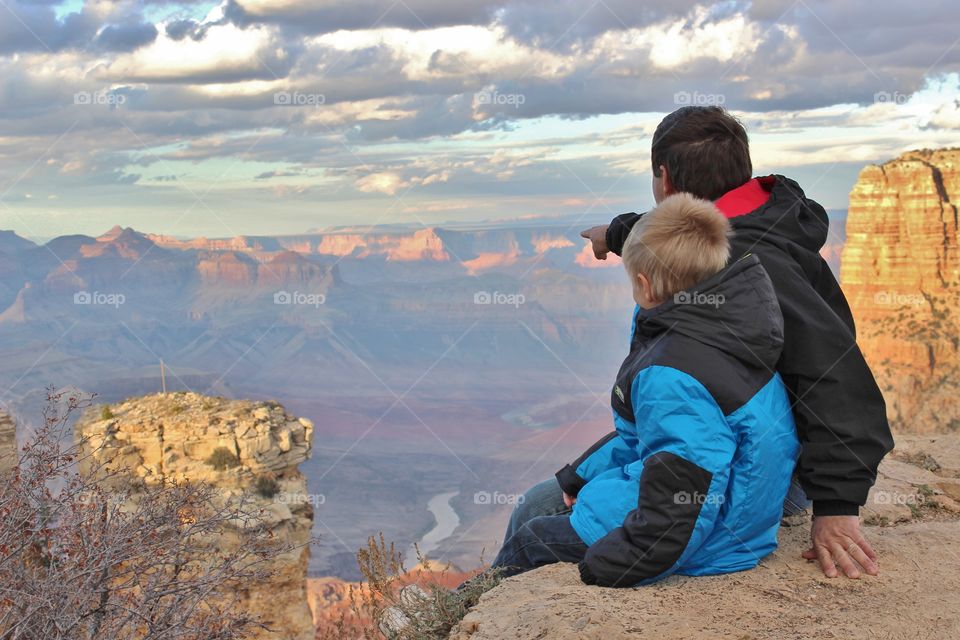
left=2, top=0, right=960, bottom=236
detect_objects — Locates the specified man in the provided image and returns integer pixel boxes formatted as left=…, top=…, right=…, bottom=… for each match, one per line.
left=507, top=105, right=893, bottom=581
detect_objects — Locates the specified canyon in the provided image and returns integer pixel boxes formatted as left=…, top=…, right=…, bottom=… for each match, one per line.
left=0, top=150, right=956, bottom=637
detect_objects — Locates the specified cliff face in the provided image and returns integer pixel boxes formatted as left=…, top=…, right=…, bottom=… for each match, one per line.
left=841, top=148, right=960, bottom=432
left=76, top=393, right=315, bottom=640
left=0, top=411, right=15, bottom=475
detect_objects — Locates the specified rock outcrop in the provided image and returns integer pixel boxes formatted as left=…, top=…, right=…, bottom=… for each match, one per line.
left=450, top=435, right=960, bottom=640
left=0, top=411, right=15, bottom=475
left=76, top=392, right=315, bottom=640
left=841, top=148, right=960, bottom=432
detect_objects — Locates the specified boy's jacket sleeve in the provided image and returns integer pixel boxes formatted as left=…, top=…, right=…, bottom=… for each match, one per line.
left=556, top=431, right=637, bottom=497
left=578, top=366, right=735, bottom=587
left=603, top=209, right=893, bottom=515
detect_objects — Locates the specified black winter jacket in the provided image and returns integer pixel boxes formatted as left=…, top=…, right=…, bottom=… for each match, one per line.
left=602, top=175, right=893, bottom=516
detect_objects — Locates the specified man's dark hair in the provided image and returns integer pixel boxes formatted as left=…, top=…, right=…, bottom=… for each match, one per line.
left=651, top=106, right=752, bottom=201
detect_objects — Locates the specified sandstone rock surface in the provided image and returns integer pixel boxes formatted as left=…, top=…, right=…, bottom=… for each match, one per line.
left=0, top=411, right=15, bottom=475
left=841, top=148, right=960, bottom=432
left=450, top=438, right=960, bottom=640
left=77, top=392, right=315, bottom=640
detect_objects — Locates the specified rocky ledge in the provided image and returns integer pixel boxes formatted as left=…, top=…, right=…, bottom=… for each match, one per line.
left=450, top=434, right=960, bottom=640
left=77, top=392, right=315, bottom=640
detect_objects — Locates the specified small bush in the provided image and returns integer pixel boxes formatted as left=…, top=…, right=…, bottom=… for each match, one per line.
left=206, top=446, right=240, bottom=471
left=254, top=475, right=280, bottom=499
left=100, top=405, right=114, bottom=420
left=327, top=533, right=504, bottom=640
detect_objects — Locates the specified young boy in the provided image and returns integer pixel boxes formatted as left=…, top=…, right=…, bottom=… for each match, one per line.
left=505, top=106, right=892, bottom=581
left=490, top=193, right=800, bottom=587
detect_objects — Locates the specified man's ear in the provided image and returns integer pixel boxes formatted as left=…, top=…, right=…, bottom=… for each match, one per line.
left=660, top=165, right=675, bottom=197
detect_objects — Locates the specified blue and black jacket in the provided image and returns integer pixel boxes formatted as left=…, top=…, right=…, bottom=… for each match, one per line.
left=597, top=176, right=893, bottom=516
left=558, top=255, right=800, bottom=587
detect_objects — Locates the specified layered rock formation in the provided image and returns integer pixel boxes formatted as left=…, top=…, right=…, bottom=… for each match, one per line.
left=76, top=392, right=315, bottom=640
left=841, top=148, right=960, bottom=432
left=0, top=411, right=15, bottom=475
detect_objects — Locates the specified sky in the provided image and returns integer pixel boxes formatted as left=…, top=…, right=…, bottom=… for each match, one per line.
left=1, top=0, right=959, bottom=240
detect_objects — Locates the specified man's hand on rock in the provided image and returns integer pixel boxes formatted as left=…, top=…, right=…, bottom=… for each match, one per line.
left=562, top=492, right=577, bottom=508
left=580, top=225, right=610, bottom=260
left=802, top=515, right=879, bottom=579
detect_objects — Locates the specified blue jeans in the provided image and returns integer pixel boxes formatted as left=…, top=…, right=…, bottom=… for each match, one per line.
left=491, top=513, right=588, bottom=578
left=496, top=474, right=811, bottom=569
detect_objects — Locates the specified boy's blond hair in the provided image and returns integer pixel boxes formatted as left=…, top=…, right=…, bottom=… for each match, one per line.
left=622, top=193, right=732, bottom=302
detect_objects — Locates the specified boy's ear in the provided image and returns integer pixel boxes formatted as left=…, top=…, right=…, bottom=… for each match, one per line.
left=660, top=165, right=675, bottom=197
left=638, top=273, right=655, bottom=304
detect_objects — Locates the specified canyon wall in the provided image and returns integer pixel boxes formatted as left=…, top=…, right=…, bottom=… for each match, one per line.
left=0, top=411, right=15, bottom=475
left=76, top=392, right=315, bottom=640
left=841, top=148, right=960, bottom=432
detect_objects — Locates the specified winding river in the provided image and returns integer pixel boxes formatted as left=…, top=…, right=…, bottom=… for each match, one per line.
left=406, top=491, right=460, bottom=564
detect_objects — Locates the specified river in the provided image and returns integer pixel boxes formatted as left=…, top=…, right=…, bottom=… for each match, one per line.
left=406, top=491, right=460, bottom=565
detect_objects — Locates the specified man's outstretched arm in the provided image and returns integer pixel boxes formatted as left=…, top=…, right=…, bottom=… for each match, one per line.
left=580, top=213, right=642, bottom=260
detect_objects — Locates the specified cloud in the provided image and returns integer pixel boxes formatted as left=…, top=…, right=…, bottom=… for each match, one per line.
left=0, top=1, right=159, bottom=54
left=2, top=0, right=960, bottom=237
left=94, top=22, right=159, bottom=52
left=225, top=0, right=504, bottom=32
left=99, top=22, right=296, bottom=83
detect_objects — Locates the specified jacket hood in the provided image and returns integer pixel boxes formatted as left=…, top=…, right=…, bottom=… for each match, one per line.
left=635, top=254, right=784, bottom=369
left=733, top=175, right=830, bottom=254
